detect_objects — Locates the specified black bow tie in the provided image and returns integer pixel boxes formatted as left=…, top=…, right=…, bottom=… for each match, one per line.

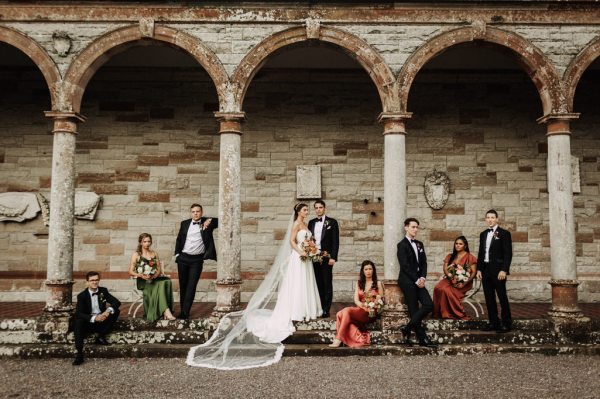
left=316, top=218, right=323, bottom=222
left=488, top=228, right=494, bottom=232
left=91, top=292, right=98, bottom=296
left=411, top=239, right=416, bottom=244
left=193, top=221, right=201, bottom=225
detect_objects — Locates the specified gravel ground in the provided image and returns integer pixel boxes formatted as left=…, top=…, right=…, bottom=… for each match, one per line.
left=1, top=354, right=599, bottom=398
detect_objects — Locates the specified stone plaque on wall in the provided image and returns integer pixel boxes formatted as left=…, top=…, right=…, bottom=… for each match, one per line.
left=572, top=156, right=580, bottom=194
left=296, top=165, right=321, bottom=199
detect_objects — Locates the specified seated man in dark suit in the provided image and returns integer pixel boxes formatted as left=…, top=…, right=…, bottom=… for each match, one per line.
left=72, top=271, right=121, bottom=365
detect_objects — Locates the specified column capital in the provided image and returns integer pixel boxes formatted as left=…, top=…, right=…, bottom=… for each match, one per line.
left=44, top=111, right=86, bottom=123
left=537, top=112, right=579, bottom=125
left=215, top=111, right=246, bottom=135
left=45, top=111, right=86, bottom=135
left=378, top=112, right=412, bottom=135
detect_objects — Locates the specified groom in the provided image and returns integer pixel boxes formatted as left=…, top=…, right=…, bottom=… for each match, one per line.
left=174, top=203, right=218, bottom=319
left=308, top=200, right=339, bottom=318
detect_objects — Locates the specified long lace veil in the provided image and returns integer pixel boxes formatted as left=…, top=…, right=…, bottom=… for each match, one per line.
left=186, top=215, right=295, bottom=369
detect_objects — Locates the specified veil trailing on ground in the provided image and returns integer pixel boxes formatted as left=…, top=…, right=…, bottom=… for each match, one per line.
left=186, top=215, right=295, bottom=370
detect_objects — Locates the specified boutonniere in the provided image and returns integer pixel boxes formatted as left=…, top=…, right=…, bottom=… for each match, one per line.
left=493, top=231, right=500, bottom=240
left=99, top=292, right=106, bottom=304
left=324, top=220, right=330, bottom=227
left=416, top=243, right=424, bottom=253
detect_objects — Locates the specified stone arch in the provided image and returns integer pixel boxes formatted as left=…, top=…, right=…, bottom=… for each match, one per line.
left=63, top=25, right=229, bottom=113
left=0, top=25, right=61, bottom=109
left=563, top=35, right=600, bottom=112
left=231, top=26, right=397, bottom=113
left=397, top=26, right=564, bottom=115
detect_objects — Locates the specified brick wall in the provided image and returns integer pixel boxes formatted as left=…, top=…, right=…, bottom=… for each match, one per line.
left=0, top=64, right=598, bottom=301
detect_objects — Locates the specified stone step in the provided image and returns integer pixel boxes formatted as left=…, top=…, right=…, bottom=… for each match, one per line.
left=284, top=329, right=563, bottom=346
left=294, top=318, right=553, bottom=332
left=2, top=342, right=600, bottom=359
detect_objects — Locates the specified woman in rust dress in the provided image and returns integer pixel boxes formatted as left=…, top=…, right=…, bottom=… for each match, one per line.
left=433, top=236, right=478, bottom=320
left=329, top=260, right=384, bottom=348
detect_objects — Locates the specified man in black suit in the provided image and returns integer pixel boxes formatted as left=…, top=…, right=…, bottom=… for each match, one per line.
left=477, top=209, right=513, bottom=333
left=397, top=217, right=436, bottom=347
left=308, top=200, right=339, bottom=318
left=174, top=203, right=218, bottom=319
left=72, top=271, right=121, bottom=365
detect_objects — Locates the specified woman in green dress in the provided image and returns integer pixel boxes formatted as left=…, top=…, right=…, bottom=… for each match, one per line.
left=128, top=233, right=176, bottom=321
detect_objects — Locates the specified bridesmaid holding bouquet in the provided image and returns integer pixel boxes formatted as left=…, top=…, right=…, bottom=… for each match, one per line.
left=329, top=260, right=384, bottom=348
left=433, top=236, right=478, bottom=320
left=128, top=233, right=176, bottom=322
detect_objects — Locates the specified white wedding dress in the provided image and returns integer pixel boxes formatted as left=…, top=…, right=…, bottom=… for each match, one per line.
left=186, top=220, right=323, bottom=370
left=247, top=229, right=322, bottom=343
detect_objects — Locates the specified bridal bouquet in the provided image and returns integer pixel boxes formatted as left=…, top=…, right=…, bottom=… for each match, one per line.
left=364, top=291, right=385, bottom=318
left=300, top=233, right=328, bottom=263
left=446, top=263, right=471, bottom=285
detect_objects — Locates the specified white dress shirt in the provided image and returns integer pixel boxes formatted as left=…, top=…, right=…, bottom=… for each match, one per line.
left=182, top=220, right=206, bottom=255
left=314, top=216, right=325, bottom=249
left=407, top=235, right=419, bottom=261
left=88, top=289, right=114, bottom=323
left=484, top=225, right=498, bottom=262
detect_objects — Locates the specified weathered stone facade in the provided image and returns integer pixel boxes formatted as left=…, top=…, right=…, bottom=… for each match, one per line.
left=0, top=3, right=599, bottom=314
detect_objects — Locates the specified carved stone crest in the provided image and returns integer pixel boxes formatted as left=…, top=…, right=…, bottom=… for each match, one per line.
left=52, top=32, right=72, bottom=57
left=423, top=169, right=450, bottom=210
left=296, top=165, right=321, bottom=199
left=37, top=192, right=102, bottom=226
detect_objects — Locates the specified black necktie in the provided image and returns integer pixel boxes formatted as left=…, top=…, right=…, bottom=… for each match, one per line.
left=193, top=221, right=200, bottom=225
left=316, top=218, right=323, bottom=222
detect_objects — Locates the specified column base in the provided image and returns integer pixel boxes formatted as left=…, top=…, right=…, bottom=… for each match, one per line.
left=44, top=279, right=75, bottom=314
left=212, top=278, right=242, bottom=319
left=547, top=279, right=584, bottom=319
left=380, top=280, right=410, bottom=335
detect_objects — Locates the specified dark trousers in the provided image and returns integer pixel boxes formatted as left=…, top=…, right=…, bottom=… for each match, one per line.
left=74, top=309, right=120, bottom=353
left=481, top=267, right=512, bottom=327
left=313, top=259, right=333, bottom=315
left=177, top=253, right=204, bottom=317
left=399, top=281, right=433, bottom=340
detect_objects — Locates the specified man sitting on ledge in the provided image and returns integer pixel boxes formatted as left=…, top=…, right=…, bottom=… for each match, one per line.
left=72, top=271, right=121, bottom=366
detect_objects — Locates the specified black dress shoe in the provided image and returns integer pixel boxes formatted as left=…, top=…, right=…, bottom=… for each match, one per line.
left=322, top=313, right=330, bottom=318
left=481, top=323, right=500, bottom=332
left=418, top=337, right=438, bottom=347
left=177, top=313, right=188, bottom=320
left=72, top=353, right=84, bottom=366
left=496, top=325, right=511, bottom=333
left=400, top=326, right=413, bottom=345
left=95, top=336, right=110, bottom=345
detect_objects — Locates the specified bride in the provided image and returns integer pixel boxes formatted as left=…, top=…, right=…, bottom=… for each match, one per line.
left=186, top=202, right=323, bottom=369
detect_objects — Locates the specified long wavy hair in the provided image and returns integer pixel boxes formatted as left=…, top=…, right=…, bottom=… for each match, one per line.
left=293, top=203, right=308, bottom=221
left=137, top=233, right=153, bottom=255
left=358, top=260, right=378, bottom=291
left=448, top=235, right=470, bottom=265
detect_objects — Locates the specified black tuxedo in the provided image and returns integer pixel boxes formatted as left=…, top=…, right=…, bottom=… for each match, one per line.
left=477, top=226, right=513, bottom=327
left=174, top=217, right=218, bottom=318
left=308, top=216, right=339, bottom=315
left=73, top=287, right=121, bottom=353
left=397, top=237, right=433, bottom=340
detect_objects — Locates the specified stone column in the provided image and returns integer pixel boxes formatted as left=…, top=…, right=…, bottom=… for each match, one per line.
left=378, top=112, right=412, bottom=338
left=43, top=111, right=85, bottom=316
left=538, top=113, right=585, bottom=321
left=213, top=112, right=245, bottom=317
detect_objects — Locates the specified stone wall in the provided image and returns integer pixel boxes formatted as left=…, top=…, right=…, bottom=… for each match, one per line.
left=1, top=60, right=598, bottom=301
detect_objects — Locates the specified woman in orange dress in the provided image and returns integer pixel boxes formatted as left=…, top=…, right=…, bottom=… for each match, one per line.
left=329, top=260, right=384, bottom=348
left=433, top=236, right=478, bottom=320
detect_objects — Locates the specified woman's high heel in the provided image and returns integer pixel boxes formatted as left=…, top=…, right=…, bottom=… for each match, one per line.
left=328, top=339, right=343, bottom=348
